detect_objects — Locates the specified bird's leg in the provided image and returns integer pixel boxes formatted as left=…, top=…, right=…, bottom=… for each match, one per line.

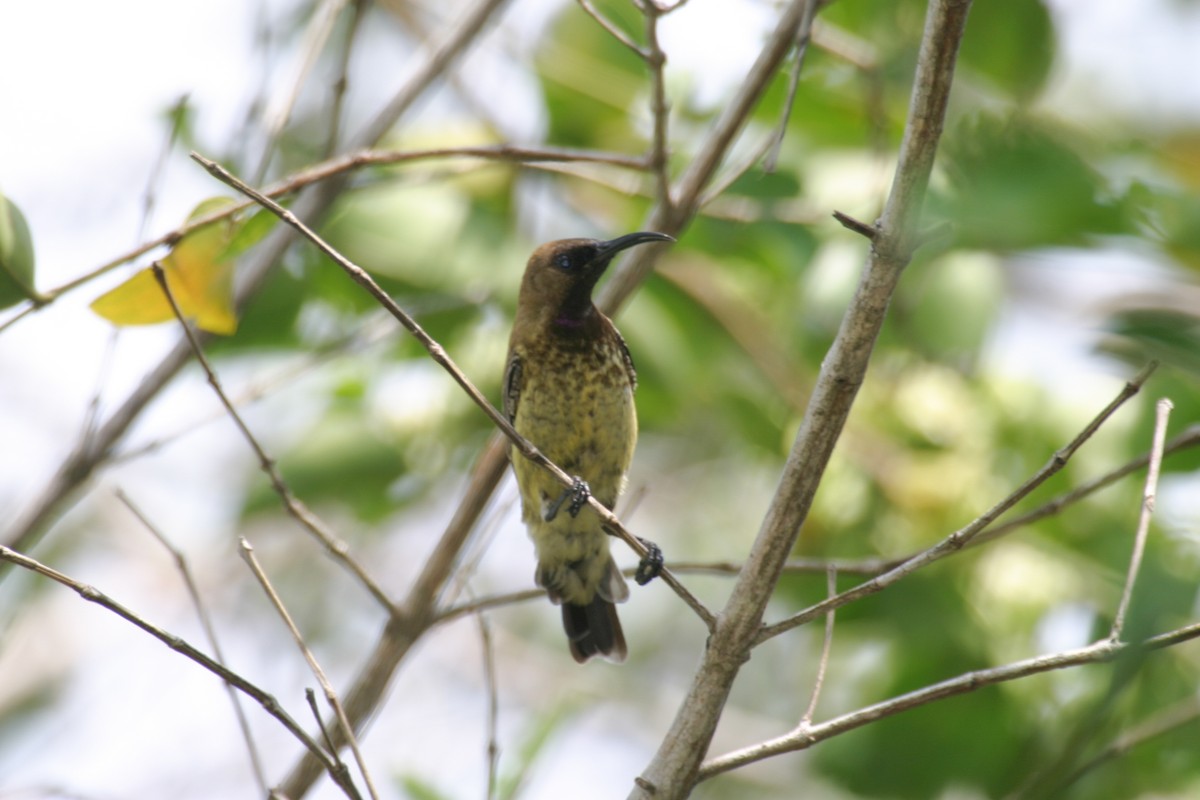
left=634, top=537, right=664, bottom=586
left=544, top=477, right=591, bottom=522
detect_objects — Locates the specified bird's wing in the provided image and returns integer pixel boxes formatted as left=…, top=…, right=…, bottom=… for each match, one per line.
left=502, top=352, right=523, bottom=423
left=614, top=328, right=637, bottom=391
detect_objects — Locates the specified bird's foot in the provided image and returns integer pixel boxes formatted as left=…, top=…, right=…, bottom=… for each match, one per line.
left=545, top=477, right=591, bottom=522
left=634, top=537, right=664, bottom=586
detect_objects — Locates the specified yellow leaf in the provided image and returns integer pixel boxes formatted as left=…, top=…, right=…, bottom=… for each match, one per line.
left=91, top=197, right=239, bottom=335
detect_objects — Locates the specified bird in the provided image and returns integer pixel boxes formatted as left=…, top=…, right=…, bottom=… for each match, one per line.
left=503, top=231, right=673, bottom=663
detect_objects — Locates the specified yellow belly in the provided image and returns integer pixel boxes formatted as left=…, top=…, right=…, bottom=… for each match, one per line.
left=510, top=344, right=636, bottom=604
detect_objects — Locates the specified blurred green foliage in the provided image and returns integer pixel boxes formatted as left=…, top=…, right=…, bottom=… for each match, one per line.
left=122, top=0, right=1200, bottom=797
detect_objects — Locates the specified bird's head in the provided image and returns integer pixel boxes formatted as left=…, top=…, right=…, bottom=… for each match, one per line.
left=518, top=231, right=674, bottom=326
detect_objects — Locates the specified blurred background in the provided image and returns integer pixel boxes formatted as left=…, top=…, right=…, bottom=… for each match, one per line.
left=2, top=0, right=1200, bottom=798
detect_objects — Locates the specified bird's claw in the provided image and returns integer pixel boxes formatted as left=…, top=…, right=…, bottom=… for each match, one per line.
left=545, top=477, right=591, bottom=522
left=634, top=537, right=664, bottom=585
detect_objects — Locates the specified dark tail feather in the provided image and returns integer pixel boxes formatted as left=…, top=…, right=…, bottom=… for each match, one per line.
left=562, top=597, right=627, bottom=664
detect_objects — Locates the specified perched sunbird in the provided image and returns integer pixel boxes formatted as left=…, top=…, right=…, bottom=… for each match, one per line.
left=504, top=232, right=673, bottom=663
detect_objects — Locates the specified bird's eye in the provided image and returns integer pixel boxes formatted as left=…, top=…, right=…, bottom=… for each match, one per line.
left=550, top=245, right=597, bottom=272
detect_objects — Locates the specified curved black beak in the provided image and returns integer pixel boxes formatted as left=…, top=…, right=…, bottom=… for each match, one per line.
left=594, top=231, right=675, bottom=263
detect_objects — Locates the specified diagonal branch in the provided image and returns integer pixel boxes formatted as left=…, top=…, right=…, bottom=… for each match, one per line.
left=1058, top=695, right=1200, bottom=792
left=699, top=622, right=1200, bottom=780
left=0, top=141, right=648, bottom=335
left=1, top=0, right=512, bottom=570
left=0, top=543, right=362, bottom=800
left=597, top=0, right=819, bottom=314
left=628, top=2, right=972, bottom=797
left=148, top=262, right=395, bottom=611
left=191, top=153, right=711, bottom=628
left=276, top=0, right=834, bottom=791
left=240, top=538, right=381, bottom=800
left=117, top=490, right=270, bottom=794
left=1110, top=397, right=1172, bottom=641
left=756, top=360, right=1158, bottom=645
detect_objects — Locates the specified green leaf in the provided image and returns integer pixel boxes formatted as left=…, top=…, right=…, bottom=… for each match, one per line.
left=219, top=206, right=278, bottom=260
left=1102, top=308, right=1200, bottom=377
left=322, top=181, right=468, bottom=288
left=959, top=0, right=1055, bottom=101
left=241, top=407, right=409, bottom=522
left=904, top=252, right=1004, bottom=363
left=497, top=704, right=575, bottom=800
left=935, top=116, right=1128, bottom=251
left=397, top=774, right=453, bottom=800
left=0, top=191, right=38, bottom=309
left=536, top=0, right=647, bottom=149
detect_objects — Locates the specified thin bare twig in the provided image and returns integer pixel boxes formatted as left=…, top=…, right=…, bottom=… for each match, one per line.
left=1110, top=397, right=1172, bottom=641
left=832, top=209, right=880, bottom=240
left=434, top=587, right=553, bottom=626
left=75, top=331, right=118, bottom=475
left=577, top=0, right=646, bottom=57
left=240, top=539, right=381, bottom=800
left=435, top=551, right=881, bottom=624
left=667, top=558, right=888, bottom=577
left=0, top=543, right=359, bottom=799
left=116, top=490, right=269, bottom=795
left=440, top=492, right=520, bottom=616
left=656, top=258, right=811, bottom=409
left=0, top=142, right=649, bottom=336
left=254, top=0, right=352, bottom=183
left=695, top=134, right=778, bottom=212
left=757, top=361, right=1159, bottom=646
left=266, top=143, right=648, bottom=196
left=975, top=423, right=1200, bottom=546
left=1060, top=696, right=1200, bottom=791
left=642, top=2, right=674, bottom=211
left=307, top=688, right=344, bottom=767
left=598, top=0, right=818, bottom=318
left=764, top=0, right=820, bottom=172
left=699, top=623, right=1200, bottom=780
left=476, top=605, right=502, bottom=800
left=800, top=567, right=837, bottom=726
left=147, top=262, right=394, bottom=611
left=322, top=0, right=368, bottom=158
left=811, top=19, right=878, bottom=71
left=137, top=94, right=191, bottom=243
left=112, top=313, right=398, bottom=463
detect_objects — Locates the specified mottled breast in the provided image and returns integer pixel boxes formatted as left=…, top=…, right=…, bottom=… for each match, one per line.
left=508, top=322, right=637, bottom=510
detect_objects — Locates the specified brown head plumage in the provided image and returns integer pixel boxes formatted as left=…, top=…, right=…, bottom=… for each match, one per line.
left=516, top=232, right=675, bottom=329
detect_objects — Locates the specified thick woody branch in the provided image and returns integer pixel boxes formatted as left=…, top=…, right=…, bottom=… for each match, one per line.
left=628, top=2, right=973, bottom=797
